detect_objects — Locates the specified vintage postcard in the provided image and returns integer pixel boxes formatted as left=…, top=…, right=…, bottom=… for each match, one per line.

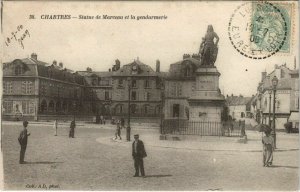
left=1, top=0, right=299, bottom=191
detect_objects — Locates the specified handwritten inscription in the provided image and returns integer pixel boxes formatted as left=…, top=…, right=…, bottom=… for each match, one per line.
left=5, top=25, right=30, bottom=49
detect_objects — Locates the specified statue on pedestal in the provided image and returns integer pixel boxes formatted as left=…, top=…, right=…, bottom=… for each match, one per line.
left=199, top=25, right=219, bottom=66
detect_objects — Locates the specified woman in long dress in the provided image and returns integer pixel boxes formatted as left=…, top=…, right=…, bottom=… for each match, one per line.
left=262, top=129, right=275, bottom=167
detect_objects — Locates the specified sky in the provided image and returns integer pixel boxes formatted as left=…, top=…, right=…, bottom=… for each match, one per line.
left=2, top=1, right=299, bottom=97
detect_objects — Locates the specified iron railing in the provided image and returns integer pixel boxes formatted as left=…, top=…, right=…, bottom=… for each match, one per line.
left=162, top=119, right=246, bottom=137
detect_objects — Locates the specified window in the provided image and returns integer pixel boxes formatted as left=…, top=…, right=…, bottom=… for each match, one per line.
left=56, top=101, right=61, bottom=112
left=130, top=104, right=137, bottom=114
left=264, top=97, right=267, bottom=108
left=3, top=101, right=13, bottom=114
left=173, top=104, right=180, bottom=117
left=143, top=105, right=150, bottom=114
left=48, top=101, right=54, bottom=112
left=48, top=68, right=53, bottom=78
left=156, top=79, right=161, bottom=88
left=15, top=65, right=23, bottom=75
left=92, top=78, right=97, bottom=86
left=131, top=91, right=137, bottom=100
left=3, top=81, right=13, bottom=94
left=144, top=92, right=150, bottom=101
left=296, top=96, right=299, bottom=109
left=144, top=80, right=150, bottom=88
left=41, top=83, right=47, bottom=96
left=40, top=100, right=47, bottom=112
left=116, top=104, right=123, bottom=114
left=62, top=101, right=67, bottom=112
left=22, top=81, right=33, bottom=94
left=131, top=79, right=137, bottom=88
left=105, top=91, right=110, bottom=100
left=155, top=105, right=161, bottom=115
left=22, top=101, right=34, bottom=114
left=74, top=89, right=78, bottom=98
left=118, top=79, right=123, bottom=88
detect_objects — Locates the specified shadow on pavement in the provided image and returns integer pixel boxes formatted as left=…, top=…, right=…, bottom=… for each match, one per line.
left=144, top=174, right=172, bottom=178
left=270, top=165, right=298, bottom=169
left=25, top=161, right=63, bottom=164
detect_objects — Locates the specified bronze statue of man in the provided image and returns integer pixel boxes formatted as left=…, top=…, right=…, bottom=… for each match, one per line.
left=199, top=25, right=219, bottom=66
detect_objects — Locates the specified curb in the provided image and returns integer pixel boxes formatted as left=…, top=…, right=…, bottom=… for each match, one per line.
left=96, top=137, right=299, bottom=153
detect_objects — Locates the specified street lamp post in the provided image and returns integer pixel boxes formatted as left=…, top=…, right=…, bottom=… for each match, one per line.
left=127, top=77, right=131, bottom=141
left=268, top=89, right=272, bottom=127
left=160, top=88, right=165, bottom=135
left=73, top=101, right=76, bottom=122
left=271, top=76, right=278, bottom=148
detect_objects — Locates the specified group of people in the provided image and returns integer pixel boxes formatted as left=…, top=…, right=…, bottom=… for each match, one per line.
left=17, top=119, right=148, bottom=177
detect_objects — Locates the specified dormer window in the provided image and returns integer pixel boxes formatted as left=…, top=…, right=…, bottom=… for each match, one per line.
left=92, top=78, right=97, bottom=86
left=118, top=79, right=124, bottom=88
left=15, top=65, right=23, bottom=75
left=48, top=68, right=53, bottom=78
left=132, top=65, right=138, bottom=75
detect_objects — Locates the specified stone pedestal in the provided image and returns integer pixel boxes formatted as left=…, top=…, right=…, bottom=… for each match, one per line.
left=188, top=66, right=225, bottom=122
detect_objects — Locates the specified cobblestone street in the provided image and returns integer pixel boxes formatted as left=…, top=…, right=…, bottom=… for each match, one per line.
left=2, top=122, right=299, bottom=190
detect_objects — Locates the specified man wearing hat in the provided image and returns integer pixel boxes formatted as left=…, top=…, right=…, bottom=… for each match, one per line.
left=132, top=134, right=147, bottom=177
left=18, top=121, right=30, bottom=164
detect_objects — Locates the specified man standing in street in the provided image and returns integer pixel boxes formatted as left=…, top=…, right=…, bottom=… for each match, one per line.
left=18, top=120, right=30, bottom=164
left=69, top=120, right=76, bottom=138
left=132, top=134, right=147, bottom=177
left=53, top=119, right=58, bottom=136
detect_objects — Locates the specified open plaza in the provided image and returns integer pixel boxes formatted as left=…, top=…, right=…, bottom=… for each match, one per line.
left=2, top=120, right=298, bottom=191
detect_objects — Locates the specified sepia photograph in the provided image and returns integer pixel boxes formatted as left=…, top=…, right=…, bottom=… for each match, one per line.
left=1, top=0, right=299, bottom=191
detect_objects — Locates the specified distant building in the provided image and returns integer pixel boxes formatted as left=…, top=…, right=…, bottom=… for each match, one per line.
left=226, top=95, right=254, bottom=119
left=255, top=64, right=299, bottom=129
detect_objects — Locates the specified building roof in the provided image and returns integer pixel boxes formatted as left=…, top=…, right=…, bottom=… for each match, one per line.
left=226, top=95, right=253, bottom=106
left=170, top=57, right=201, bottom=67
left=112, top=59, right=158, bottom=77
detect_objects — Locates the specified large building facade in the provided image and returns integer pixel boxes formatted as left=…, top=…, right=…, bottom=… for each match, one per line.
left=2, top=54, right=164, bottom=122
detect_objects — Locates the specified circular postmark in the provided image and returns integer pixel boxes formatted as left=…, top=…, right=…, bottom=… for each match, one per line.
left=228, top=1, right=288, bottom=59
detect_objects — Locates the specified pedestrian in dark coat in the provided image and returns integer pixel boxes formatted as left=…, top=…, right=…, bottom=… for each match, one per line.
left=69, top=121, right=76, bottom=138
left=132, top=134, right=147, bottom=177
left=18, top=121, right=30, bottom=164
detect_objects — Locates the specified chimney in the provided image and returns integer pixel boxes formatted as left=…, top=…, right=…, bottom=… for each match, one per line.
left=86, top=67, right=92, bottom=72
left=192, top=54, right=200, bottom=60
left=109, top=68, right=111, bottom=72
left=31, top=53, right=37, bottom=60
left=261, top=71, right=267, bottom=82
left=115, top=59, right=120, bottom=70
left=53, top=60, right=57, bottom=65
left=59, top=62, right=63, bottom=68
left=183, top=54, right=190, bottom=59
left=156, top=60, right=160, bottom=72
left=275, top=64, right=279, bottom=69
